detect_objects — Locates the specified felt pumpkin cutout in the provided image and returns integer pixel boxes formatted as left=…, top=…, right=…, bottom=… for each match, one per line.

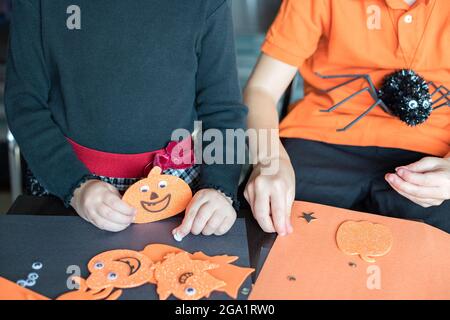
left=0, top=277, right=50, bottom=300
left=336, top=221, right=393, bottom=263
left=141, top=244, right=254, bottom=299
left=123, top=166, right=192, bottom=224
left=86, top=249, right=154, bottom=290
left=153, top=252, right=226, bottom=300
left=57, top=277, right=122, bottom=300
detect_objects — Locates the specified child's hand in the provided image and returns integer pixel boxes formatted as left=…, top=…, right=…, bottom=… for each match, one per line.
left=172, top=189, right=237, bottom=240
left=386, top=157, right=450, bottom=208
left=244, top=158, right=295, bottom=236
left=71, top=180, right=137, bottom=232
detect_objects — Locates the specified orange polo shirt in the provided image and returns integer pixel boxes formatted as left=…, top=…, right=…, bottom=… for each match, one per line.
left=262, top=0, right=450, bottom=158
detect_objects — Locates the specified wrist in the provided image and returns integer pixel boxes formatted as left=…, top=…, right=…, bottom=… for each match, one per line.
left=70, top=179, right=98, bottom=208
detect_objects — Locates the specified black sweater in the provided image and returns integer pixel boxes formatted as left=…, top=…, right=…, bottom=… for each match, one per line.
left=5, top=0, right=247, bottom=206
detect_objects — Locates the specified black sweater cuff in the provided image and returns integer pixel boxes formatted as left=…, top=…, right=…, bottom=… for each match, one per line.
left=197, top=163, right=242, bottom=212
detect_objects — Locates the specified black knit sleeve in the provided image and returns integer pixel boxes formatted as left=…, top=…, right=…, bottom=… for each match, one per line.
left=4, top=0, right=96, bottom=206
left=195, top=0, right=248, bottom=209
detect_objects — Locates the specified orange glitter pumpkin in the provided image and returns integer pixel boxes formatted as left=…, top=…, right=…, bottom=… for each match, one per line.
left=336, top=220, right=394, bottom=263
left=153, top=252, right=226, bottom=300
left=123, top=166, right=192, bottom=224
left=86, top=249, right=154, bottom=290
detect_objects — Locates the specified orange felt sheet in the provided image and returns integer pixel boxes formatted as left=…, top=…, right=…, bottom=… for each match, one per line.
left=0, top=277, right=50, bottom=300
left=250, top=201, right=450, bottom=300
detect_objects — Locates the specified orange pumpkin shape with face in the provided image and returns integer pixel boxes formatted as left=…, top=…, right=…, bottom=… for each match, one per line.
left=123, top=166, right=192, bottom=224
left=336, top=221, right=394, bottom=263
left=85, top=249, right=154, bottom=290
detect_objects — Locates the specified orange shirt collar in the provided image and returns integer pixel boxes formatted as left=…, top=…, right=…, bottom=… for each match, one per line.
left=385, top=0, right=430, bottom=10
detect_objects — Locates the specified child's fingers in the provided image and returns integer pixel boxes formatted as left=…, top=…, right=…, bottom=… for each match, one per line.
left=89, top=211, right=130, bottom=232
left=253, top=189, right=276, bottom=233
left=396, top=168, right=444, bottom=187
left=270, top=193, right=287, bottom=236
left=386, top=175, right=442, bottom=207
left=191, top=204, right=215, bottom=235
left=285, top=195, right=294, bottom=234
left=244, top=184, right=255, bottom=208
left=103, top=193, right=136, bottom=216
left=97, top=204, right=134, bottom=225
left=386, top=174, right=442, bottom=199
left=401, top=157, right=441, bottom=173
left=214, top=216, right=235, bottom=236
left=173, top=194, right=209, bottom=239
left=202, top=211, right=226, bottom=236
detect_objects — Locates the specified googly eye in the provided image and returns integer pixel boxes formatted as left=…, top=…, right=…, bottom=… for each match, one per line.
left=408, top=100, right=418, bottom=109
left=25, top=279, right=36, bottom=287
left=107, top=272, right=118, bottom=281
left=94, top=262, right=104, bottom=270
left=140, top=185, right=150, bottom=193
left=158, top=181, right=168, bottom=189
left=16, top=280, right=27, bottom=287
left=185, top=287, right=196, bottom=296
left=28, top=273, right=39, bottom=281
left=32, top=262, right=43, bottom=270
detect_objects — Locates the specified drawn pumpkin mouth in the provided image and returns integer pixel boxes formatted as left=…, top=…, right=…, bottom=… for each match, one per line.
left=141, top=194, right=171, bottom=213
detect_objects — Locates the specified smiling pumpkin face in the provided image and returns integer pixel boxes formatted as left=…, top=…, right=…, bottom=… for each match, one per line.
left=123, top=166, right=192, bottom=224
left=86, top=250, right=154, bottom=290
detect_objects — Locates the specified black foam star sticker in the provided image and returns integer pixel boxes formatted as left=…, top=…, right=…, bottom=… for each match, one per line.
left=300, top=212, right=317, bottom=224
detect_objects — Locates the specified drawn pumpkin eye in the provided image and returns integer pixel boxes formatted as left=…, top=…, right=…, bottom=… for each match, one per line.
left=107, top=272, right=118, bottom=281
left=94, top=262, right=104, bottom=270
left=158, top=181, right=168, bottom=189
left=140, top=185, right=150, bottom=193
left=185, top=287, right=196, bottom=296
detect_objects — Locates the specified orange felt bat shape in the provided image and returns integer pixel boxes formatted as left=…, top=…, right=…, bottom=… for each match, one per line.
left=123, top=166, right=192, bottom=224
left=0, top=277, right=50, bottom=300
left=153, top=252, right=226, bottom=300
left=142, top=244, right=255, bottom=299
left=336, top=221, right=394, bottom=263
left=56, top=276, right=122, bottom=300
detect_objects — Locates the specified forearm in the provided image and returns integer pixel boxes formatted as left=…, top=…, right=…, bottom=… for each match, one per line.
left=244, top=86, right=290, bottom=165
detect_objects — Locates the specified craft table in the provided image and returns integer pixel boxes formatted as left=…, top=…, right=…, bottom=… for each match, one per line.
left=1, top=196, right=255, bottom=300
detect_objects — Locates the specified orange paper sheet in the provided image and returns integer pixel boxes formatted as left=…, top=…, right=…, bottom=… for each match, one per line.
left=250, top=201, right=450, bottom=300
left=0, top=277, right=50, bottom=300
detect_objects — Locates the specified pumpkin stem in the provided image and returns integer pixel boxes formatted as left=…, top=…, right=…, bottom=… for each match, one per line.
left=148, top=166, right=163, bottom=177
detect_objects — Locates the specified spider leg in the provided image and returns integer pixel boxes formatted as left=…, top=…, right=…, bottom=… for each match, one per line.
left=433, top=101, right=449, bottom=110
left=428, top=82, right=450, bottom=108
left=320, top=87, right=370, bottom=112
left=337, top=99, right=383, bottom=132
left=315, top=73, right=378, bottom=99
left=432, top=92, right=450, bottom=109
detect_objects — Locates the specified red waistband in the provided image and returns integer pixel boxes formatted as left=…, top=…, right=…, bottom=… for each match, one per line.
left=68, top=138, right=195, bottom=178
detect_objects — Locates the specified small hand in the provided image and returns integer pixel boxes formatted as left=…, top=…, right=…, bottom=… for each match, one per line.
left=71, top=180, right=137, bottom=232
left=385, top=156, right=450, bottom=208
left=172, top=189, right=237, bottom=240
left=244, top=158, right=295, bottom=236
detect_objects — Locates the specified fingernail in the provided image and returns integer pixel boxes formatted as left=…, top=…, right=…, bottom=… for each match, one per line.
left=173, top=232, right=183, bottom=242
left=387, top=174, right=395, bottom=183
left=397, top=169, right=404, bottom=176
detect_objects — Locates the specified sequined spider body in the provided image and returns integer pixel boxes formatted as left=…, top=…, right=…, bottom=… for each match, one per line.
left=317, top=69, right=450, bottom=131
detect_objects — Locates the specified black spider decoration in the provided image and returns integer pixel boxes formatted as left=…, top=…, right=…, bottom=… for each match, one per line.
left=316, top=69, right=450, bottom=131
